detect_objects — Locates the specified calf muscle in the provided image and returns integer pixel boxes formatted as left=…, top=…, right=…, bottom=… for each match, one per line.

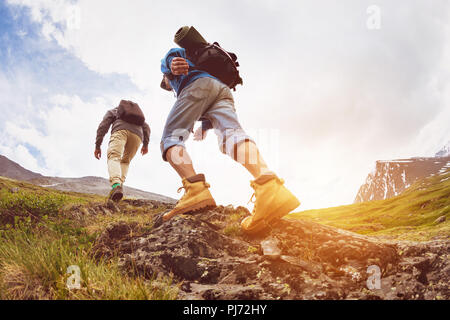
left=166, top=145, right=196, bottom=179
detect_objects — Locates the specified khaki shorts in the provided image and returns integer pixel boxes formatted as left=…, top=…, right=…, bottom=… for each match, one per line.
left=107, top=129, right=141, bottom=185
left=160, top=77, right=253, bottom=161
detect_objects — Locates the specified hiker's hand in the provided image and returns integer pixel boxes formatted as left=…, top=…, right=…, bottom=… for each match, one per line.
left=141, top=146, right=148, bottom=156
left=193, top=127, right=207, bottom=141
left=163, top=75, right=172, bottom=90
left=171, top=57, right=189, bottom=76
left=94, top=148, right=101, bottom=160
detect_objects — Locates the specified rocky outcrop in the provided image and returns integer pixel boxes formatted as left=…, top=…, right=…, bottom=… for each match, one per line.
left=435, top=141, right=450, bottom=158
left=355, top=156, right=450, bottom=203
left=92, top=201, right=450, bottom=300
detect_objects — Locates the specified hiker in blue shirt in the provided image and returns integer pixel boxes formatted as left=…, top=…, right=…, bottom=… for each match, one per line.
left=159, top=26, right=300, bottom=234
left=161, top=47, right=217, bottom=96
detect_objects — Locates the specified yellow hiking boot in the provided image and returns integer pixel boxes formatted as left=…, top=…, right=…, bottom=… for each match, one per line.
left=163, top=174, right=217, bottom=221
left=241, top=174, right=300, bottom=234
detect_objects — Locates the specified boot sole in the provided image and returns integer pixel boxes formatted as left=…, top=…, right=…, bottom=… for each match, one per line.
left=242, top=197, right=300, bottom=235
left=111, top=191, right=123, bottom=202
left=163, top=198, right=217, bottom=222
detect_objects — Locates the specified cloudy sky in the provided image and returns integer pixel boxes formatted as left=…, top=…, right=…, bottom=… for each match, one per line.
left=0, top=0, right=449, bottom=210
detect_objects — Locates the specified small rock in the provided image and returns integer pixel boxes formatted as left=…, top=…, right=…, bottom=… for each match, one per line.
left=106, top=200, right=120, bottom=213
left=106, top=222, right=134, bottom=240
left=180, top=281, right=192, bottom=292
left=9, top=187, right=19, bottom=193
left=102, top=208, right=112, bottom=215
left=434, top=216, right=446, bottom=224
left=224, top=204, right=234, bottom=211
left=261, top=238, right=282, bottom=260
left=153, top=213, right=165, bottom=228
left=281, top=255, right=321, bottom=274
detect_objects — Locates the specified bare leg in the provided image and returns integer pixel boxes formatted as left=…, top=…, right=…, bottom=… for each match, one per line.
left=234, top=140, right=272, bottom=179
left=166, top=145, right=196, bottom=179
left=163, top=145, right=216, bottom=222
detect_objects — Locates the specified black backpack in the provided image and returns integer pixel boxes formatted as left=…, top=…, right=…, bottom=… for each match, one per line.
left=188, top=42, right=243, bottom=90
left=117, top=100, right=145, bottom=126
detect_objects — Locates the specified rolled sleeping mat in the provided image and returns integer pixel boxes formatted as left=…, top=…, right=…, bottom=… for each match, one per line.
left=174, top=26, right=208, bottom=50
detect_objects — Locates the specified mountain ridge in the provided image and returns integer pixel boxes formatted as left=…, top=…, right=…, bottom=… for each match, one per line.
left=293, top=168, right=450, bottom=241
left=0, top=154, right=175, bottom=203
left=355, top=144, right=450, bottom=203
left=0, top=155, right=44, bottom=181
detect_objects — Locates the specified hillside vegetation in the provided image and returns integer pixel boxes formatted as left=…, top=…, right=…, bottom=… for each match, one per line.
left=290, top=170, right=450, bottom=241
left=1, top=171, right=449, bottom=300
left=0, top=176, right=178, bottom=300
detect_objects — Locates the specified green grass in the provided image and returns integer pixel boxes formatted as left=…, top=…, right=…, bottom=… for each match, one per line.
left=222, top=207, right=249, bottom=237
left=2, top=167, right=448, bottom=298
left=290, top=170, right=450, bottom=241
left=0, top=176, right=178, bottom=300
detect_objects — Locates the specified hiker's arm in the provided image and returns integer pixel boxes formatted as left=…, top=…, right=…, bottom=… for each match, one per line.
left=194, top=120, right=212, bottom=141
left=141, top=122, right=150, bottom=156
left=160, top=74, right=172, bottom=91
left=94, top=149, right=101, bottom=160
left=94, top=110, right=115, bottom=159
left=202, top=120, right=213, bottom=131
left=161, top=48, right=188, bottom=76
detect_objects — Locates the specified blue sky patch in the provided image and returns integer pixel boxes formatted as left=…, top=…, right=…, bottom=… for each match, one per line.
left=0, top=1, right=138, bottom=101
left=0, top=1, right=140, bottom=173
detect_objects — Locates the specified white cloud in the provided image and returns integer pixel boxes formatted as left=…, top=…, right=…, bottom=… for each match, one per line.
left=2, top=0, right=450, bottom=209
left=0, top=144, right=41, bottom=173
left=2, top=95, right=106, bottom=176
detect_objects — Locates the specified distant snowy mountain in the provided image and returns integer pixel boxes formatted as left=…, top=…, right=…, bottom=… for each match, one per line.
left=355, top=143, right=450, bottom=203
left=435, top=141, right=450, bottom=158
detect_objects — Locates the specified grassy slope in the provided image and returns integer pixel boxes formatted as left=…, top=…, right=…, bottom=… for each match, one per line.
left=0, top=176, right=178, bottom=300
left=1, top=167, right=448, bottom=299
left=290, top=170, right=450, bottom=241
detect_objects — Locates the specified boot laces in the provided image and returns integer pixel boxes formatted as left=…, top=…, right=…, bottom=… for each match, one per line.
left=247, top=178, right=284, bottom=213
left=175, top=186, right=186, bottom=204
left=177, top=181, right=188, bottom=194
left=176, top=180, right=190, bottom=202
left=248, top=193, right=256, bottom=205
left=248, top=182, right=257, bottom=213
left=177, top=181, right=210, bottom=195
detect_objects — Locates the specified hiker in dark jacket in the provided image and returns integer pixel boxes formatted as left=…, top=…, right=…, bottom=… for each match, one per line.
left=95, top=106, right=150, bottom=201
left=159, top=26, right=300, bottom=234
